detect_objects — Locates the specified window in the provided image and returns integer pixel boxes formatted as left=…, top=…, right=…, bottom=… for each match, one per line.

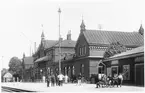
left=79, top=46, right=86, bottom=56
left=84, top=46, right=86, bottom=55
left=68, top=67, right=71, bottom=76
left=98, top=66, right=103, bottom=74
left=111, top=66, right=118, bottom=77
left=79, top=47, right=81, bottom=56
left=81, top=64, right=84, bottom=75
left=64, top=67, right=67, bottom=75
left=123, top=65, right=130, bottom=80
left=81, top=47, right=83, bottom=55
left=72, top=66, right=75, bottom=75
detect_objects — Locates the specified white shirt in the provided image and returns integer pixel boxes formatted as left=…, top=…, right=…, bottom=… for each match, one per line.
left=43, top=76, right=45, bottom=80
left=58, top=74, right=64, bottom=81
left=118, top=74, right=123, bottom=80
left=64, top=75, right=68, bottom=83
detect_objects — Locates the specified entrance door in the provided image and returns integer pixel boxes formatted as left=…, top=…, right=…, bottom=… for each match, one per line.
left=135, top=64, right=144, bottom=86
left=111, top=66, right=118, bottom=77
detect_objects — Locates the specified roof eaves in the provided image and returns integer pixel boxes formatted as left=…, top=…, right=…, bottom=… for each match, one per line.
left=104, top=52, right=144, bottom=62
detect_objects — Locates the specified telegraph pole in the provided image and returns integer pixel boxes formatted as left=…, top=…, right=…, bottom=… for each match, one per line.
left=58, top=8, right=61, bottom=74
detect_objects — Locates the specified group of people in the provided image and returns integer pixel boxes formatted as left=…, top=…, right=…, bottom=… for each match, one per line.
left=44, top=72, right=124, bottom=88
left=108, top=73, right=123, bottom=87
left=45, top=73, right=85, bottom=87
left=46, top=73, right=69, bottom=87
left=95, top=73, right=124, bottom=88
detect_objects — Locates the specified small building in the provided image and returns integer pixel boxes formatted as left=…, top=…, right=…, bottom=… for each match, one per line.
left=3, top=72, right=13, bottom=82
left=103, top=46, right=144, bottom=86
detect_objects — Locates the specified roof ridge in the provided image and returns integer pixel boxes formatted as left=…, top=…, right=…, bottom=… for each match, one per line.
left=86, top=29, right=138, bottom=33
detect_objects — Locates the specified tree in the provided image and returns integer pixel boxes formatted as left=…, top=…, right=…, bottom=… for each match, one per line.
left=104, top=42, right=126, bottom=58
left=1, top=68, right=8, bottom=82
left=8, top=57, right=22, bottom=75
left=1, top=68, right=8, bottom=76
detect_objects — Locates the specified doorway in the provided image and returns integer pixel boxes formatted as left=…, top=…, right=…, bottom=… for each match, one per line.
left=135, top=63, right=144, bottom=86
left=111, top=66, right=118, bottom=77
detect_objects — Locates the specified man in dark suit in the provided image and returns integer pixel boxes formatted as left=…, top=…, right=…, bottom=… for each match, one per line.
left=46, top=75, right=51, bottom=87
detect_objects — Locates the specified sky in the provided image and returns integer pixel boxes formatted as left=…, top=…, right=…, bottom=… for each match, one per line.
left=0, top=0, right=144, bottom=70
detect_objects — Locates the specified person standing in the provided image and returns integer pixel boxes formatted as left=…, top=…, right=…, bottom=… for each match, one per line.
left=64, top=74, right=69, bottom=84
left=57, top=73, right=64, bottom=86
left=55, top=74, right=58, bottom=86
left=118, top=73, right=123, bottom=87
left=46, top=75, right=51, bottom=87
left=77, top=73, right=82, bottom=86
left=113, top=74, right=119, bottom=87
left=42, top=75, right=46, bottom=83
left=107, top=74, right=112, bottom=87
left=51, top=74, right=55, bottom=86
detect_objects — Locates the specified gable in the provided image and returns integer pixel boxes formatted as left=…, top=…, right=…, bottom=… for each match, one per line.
left=75, top=33, right=89, bottom=57
left=75, top=33, right=88, bottom=49
left=34, top=40, right=57, bottom=57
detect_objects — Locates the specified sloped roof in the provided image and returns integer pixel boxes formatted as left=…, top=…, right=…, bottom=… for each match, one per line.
left=109, top=46, right=144, bottom=59
left=35, top=56, right=48, bottom=63
left=34, top=40, right=57, bottom=55
left=54, top=39, right=76, bottom=48
left=44, top=40, right=58, bottom=49
left=24, top=57, right=34, bottom=65
left=83, top=30, right=144, bottom=46
left=4, top=72, right=12, bottom=78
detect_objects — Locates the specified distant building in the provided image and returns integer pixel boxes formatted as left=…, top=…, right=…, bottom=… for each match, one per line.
left=33, top=31, right=76, bottom=81
left=22, top=55, right=34, bottom=82
left=3, top=72, right=13, bottom=82
left=1, top=68, right=8, bottom=82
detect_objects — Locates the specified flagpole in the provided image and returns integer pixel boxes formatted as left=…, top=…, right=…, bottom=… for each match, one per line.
left=58, top=8, right=61, bottom=74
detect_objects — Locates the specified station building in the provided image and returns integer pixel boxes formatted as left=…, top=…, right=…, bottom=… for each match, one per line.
left=32, top=20, right=144, bottom=84
left=69, top=20, right=144, bottom=80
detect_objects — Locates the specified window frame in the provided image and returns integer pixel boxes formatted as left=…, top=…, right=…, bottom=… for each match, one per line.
left=123, top=64, right=130, bottom=80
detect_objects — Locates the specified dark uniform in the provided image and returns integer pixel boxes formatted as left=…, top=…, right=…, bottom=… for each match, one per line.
left=51, top=74, right=55, bottom=86
left=46, top=75, right=51, bottom=87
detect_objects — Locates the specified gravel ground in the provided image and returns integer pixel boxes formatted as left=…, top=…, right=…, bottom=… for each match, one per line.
left=1, top=82, right=144, bottom=92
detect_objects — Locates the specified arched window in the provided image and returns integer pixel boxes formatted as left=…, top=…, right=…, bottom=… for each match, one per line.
left=72, top=66, right=75, bottom=75
left=64, top=67, right=67, bottom=75
left=68, top=66, right=71, bottom=77
left=81, top=64, right=84, bottom=75
left=84, top=46, right=86, bottom=55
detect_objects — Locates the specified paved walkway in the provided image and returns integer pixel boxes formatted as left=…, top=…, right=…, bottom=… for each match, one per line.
left=1, top=82, right=144, bottom=92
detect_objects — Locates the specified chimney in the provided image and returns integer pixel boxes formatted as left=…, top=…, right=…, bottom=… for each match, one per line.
left=67, top=30, right=71, bottom=40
